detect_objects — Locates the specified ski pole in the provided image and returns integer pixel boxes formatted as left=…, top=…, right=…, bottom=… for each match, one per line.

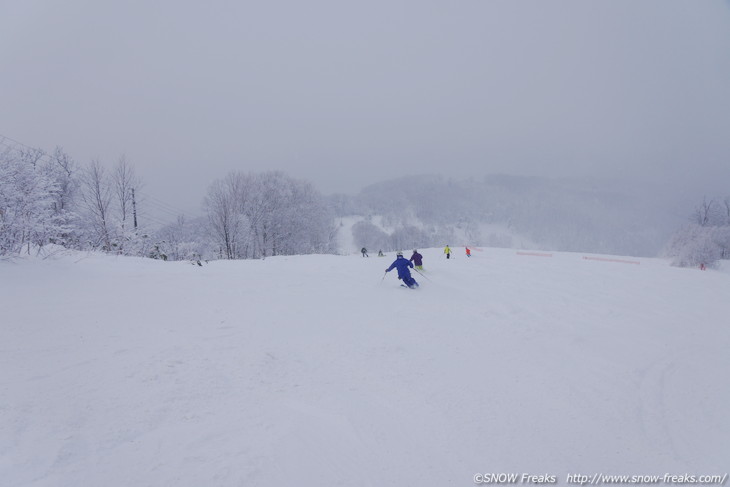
left=412, top=267, right=431, bottom=281
left=380, top=271, right=387, bottom=283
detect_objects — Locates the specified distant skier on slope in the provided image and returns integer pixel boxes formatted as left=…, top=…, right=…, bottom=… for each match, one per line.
left=465, top=247, right=471, bottom=257
left=410, top=249, right=423, bottom=270
left=385, top=251, right=419, bottom=288
left=361, top=247, right=369, bottom=257
left=444, top=245, right=451, bottom=259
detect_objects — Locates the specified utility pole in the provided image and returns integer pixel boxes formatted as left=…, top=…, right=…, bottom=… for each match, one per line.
left=132, top=188, right=138, bottom=230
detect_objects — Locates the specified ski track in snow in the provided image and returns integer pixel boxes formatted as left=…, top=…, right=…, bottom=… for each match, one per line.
left=1, top=248, right=729, bottom=486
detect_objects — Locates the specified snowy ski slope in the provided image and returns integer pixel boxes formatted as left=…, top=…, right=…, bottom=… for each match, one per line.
left=1, top=248, right=728, bottom=486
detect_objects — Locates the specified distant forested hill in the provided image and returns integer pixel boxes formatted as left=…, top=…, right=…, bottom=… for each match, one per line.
left=328, top=174, right=686, bottom=257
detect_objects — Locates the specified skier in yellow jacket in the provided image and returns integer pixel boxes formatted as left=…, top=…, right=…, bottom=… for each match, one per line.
left=444, top=245, right=452, bottom=259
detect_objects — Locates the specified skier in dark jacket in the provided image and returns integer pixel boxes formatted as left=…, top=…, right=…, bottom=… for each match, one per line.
left=410, top=249, right=423, bottom=271
left=385, top=251, right=419, bottom=288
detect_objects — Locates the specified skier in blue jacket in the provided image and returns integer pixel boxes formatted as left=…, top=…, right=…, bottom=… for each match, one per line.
left=385, top=251, right=419, bottom=288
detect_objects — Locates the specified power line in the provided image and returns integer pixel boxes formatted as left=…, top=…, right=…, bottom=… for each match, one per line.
left=138, top=200, right=182, bottom=219
left=0, top=133, right=33, bottom=148
left=136, top=190, right=191, bottom=216
left=0, top=133, right=39, bottom=151
left=139, top=191, right=186, bottom=211
left=139, top=215, right=170, bottom=228
left=0, top=134, right=79, bottom=178
left=136, top=197, right=193, bottom=222
left=0, top=133, right=58, bottom=162
left=1, top=133, right=200, bottom=229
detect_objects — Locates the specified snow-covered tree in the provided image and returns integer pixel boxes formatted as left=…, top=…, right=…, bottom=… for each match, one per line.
left=43, top=147, right=78, bottom=215
left=664, top=224, right=723, bottom=268
left=664, top=196, right=730, bottom=267
left=78, top=160, right=114, bottom=251
left=155, top=215, right=215, bottom=261
left=110, top=156, right=150, bottom=255
left=712, top=225, right=730, bottom=260
left=204, top=176, right=245, bottom=259
left=0, top=148, right=72, bottom=255
left=112, top=156, right=137, bottom=235
left=351, top=221, right=390, bottom=253
left=692, top=197, right=725, bottom=227
left=74, top=156, right=152, bottom=254
left=204, top=170, right=336, bottom=260
left=390, top=225, right=432, bottom=252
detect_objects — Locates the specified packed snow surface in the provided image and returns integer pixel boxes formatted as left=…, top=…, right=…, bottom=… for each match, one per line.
left=1, top=248, right=729, bottom=486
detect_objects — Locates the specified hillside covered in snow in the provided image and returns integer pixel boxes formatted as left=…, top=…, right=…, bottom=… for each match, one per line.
left=1, top=248, right=729, bottom=486
left=329, top=175, right=690, bottom=257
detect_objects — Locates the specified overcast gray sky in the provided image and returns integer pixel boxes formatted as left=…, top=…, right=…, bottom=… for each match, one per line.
left=2, top=0, right=730, bottom=215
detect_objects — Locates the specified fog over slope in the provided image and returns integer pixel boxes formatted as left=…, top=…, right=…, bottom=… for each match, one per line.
left=330, top=174, right=691, bottom=257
